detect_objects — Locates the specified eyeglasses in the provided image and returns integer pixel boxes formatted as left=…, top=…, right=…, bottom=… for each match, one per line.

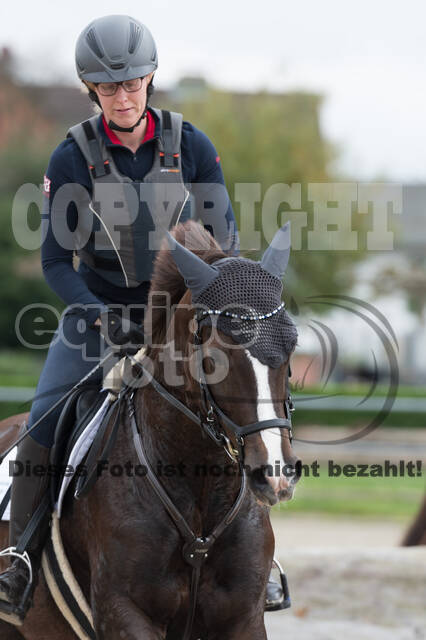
left=96, top=77, right=144, bottom=96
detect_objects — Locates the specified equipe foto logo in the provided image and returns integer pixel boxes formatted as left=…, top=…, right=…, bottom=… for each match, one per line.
left=14, top=296, right=400, bottom=445
left=289, top=294, right=399, bottom=444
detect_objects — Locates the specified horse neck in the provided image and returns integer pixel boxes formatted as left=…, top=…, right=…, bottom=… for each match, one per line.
left=134, top=361, right=242, bottom=529
left=139, top=326, right=204, bottom=468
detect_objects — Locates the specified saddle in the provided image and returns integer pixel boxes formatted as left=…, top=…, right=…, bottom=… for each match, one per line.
left=49, top=383, right=119, bottom=505
left=50, top=350, right=145, bottom=506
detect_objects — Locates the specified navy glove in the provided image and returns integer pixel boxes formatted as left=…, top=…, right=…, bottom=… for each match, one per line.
left=99, top=310, right=144, bottom=352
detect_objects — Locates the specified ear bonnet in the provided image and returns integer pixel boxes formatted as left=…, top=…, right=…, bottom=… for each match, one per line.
left=168, top=223, right=298, bottom=368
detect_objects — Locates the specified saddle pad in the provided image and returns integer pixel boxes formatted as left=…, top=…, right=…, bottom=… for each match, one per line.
left=42, top=512, right=95, bottom=640
left=56, top=394, right=113, bottom=518
left=0, top=447, right=17, bottom=521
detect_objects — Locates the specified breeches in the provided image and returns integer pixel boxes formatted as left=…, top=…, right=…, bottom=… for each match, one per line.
left=27, top=307, right=119, bottom=448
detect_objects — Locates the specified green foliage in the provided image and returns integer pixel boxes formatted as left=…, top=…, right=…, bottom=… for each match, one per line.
left=0, top=274, right=59, bottom=348
left=158, top=88, right=365, bottom=302
left=168, top=90, right=332, bottom=183
left=0, top=402, right=33, bottom=420
left=0, top=142, right=50, bottom=193
left=0, top=141, right=62, bottom=348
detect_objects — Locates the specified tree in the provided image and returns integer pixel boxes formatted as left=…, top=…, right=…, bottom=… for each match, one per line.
left=157, top=86, right=365, bottom=303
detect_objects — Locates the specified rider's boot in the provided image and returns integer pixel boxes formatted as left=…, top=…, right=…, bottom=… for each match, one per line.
left=265, top=560, right=291, bottom=612
left=0, top=433, right=51, bottom=625
left=265, top=577, right=285, bottom=611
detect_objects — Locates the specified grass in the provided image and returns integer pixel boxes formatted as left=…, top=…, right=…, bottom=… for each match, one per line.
left=293, top=409, right=425, bottom=428
left=273, top=472, right=425, bottom=520
left=0, top=350, right=44, bottom=387
left=293, top=383, right=426, bottom=398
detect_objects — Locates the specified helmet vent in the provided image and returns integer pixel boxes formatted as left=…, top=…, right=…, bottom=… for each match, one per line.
left=86, top=29, right=104, bottom=59
left=128, top=23, right=141, bottom=54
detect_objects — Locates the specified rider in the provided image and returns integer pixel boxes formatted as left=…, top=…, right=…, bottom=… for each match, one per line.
left=0, top=14, right=283, bottom=624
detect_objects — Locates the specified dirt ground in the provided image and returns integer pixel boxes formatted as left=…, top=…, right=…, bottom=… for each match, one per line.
left=272, top=513, right=408, bottom=549
left=265, top=514, right=426, bottom=640
left=291, top=425, right=426, bottom=464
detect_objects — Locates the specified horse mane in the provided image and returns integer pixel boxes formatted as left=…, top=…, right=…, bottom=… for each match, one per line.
left=144, top=221, right=226, bottom=345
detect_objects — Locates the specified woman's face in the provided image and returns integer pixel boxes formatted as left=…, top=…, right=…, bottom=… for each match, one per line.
left=95, top=73, right=154, bottom=129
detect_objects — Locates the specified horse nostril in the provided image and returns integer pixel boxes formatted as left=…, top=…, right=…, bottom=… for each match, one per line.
left=293, top=459, right=302, bottom=483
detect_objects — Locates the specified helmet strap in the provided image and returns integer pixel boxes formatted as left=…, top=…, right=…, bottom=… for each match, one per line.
left=106, top=80, right=155, bottom=134
left=108, top=113, right=145, bottom=133
left=88, top=89, right=101, bottom=108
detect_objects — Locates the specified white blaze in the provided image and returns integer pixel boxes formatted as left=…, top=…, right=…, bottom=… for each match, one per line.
left=246, top=351, right=287, bottom=471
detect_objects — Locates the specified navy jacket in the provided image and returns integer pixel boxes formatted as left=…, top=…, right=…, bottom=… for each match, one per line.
left=41, top=108, right=238, bottom=324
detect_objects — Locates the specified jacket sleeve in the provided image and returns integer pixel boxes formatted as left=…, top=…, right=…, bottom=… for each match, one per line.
left=190, top=127, right=239, bottom=255
left=41, top=142, right=108, bottom=326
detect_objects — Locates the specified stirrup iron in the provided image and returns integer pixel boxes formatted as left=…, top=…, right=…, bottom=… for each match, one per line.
left=267, top=558, right=291, bottom=611
left=0, top=547, right=35, bottom=625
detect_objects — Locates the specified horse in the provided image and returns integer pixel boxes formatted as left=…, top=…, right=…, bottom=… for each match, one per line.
left=0, top=220, right=301, bottom=639
left=402, top=493, right=426, bottom=546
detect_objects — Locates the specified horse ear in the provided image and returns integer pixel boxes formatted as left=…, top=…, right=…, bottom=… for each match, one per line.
left=260, top=222, right=291, bottom=279
left=166, top=232, right=219, bottom=299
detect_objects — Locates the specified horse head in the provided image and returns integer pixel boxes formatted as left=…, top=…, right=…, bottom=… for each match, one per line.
left=150, top=221, right=301, bottom=507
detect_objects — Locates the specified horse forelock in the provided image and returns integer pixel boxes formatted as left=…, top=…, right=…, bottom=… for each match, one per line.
left=144, top=221, right=226, bottom=347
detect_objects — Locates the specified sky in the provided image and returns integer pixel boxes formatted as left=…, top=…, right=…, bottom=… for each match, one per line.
left=1, top=0, right=426, bottom=181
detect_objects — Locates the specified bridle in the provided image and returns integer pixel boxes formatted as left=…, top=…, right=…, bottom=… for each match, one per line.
left=193, top=306, right=295, bottom=462
left=125, top=302, right=295, bottom=640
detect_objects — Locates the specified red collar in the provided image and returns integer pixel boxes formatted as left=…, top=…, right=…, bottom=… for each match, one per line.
left=101, top=110, right=155, bottom=147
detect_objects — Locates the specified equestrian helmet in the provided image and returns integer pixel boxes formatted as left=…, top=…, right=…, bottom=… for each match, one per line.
left=75, top=15, right=158, bottom=83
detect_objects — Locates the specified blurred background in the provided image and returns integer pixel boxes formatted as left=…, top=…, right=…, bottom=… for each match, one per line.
left=0, top=2, right=425, bottom=637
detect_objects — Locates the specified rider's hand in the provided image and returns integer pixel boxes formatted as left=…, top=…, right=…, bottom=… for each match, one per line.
left=99, top=310, right=144, bottom=351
